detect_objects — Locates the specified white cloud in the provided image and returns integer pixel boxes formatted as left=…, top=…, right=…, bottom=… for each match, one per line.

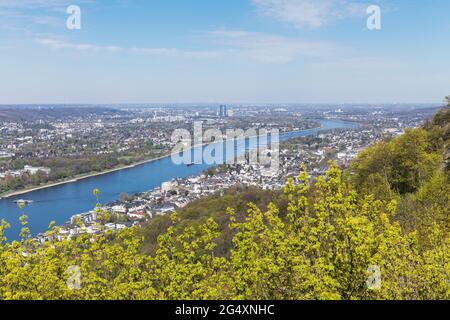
left=35, top=37, right=222, bottom=58
left=130, top=47, right=223, bottom=59
left=251, top=0, right=368, bottom=28
left=204, top=29, right=336, bottom=63
left=35, top=38, right=124, bottom=53
left=35, top=30, right=336, bottom=64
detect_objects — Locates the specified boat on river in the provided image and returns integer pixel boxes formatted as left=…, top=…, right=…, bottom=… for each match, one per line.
left=13, top=199, right=34, bottom=205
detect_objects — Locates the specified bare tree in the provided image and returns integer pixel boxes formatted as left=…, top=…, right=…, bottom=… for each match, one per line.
left=120, top=192, right=130, bottom=202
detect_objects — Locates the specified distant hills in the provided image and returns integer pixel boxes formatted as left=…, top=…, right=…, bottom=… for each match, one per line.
left=0, top=106, right=123, bottom=121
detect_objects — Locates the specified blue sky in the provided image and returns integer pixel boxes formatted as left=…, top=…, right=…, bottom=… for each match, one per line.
left=0, top=0, right=449, bottom=104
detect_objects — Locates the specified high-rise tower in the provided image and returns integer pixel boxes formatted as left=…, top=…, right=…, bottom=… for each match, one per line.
left=219, top=105, right=228, bottom=118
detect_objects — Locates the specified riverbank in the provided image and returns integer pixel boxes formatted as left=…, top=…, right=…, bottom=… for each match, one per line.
left=0, top=153, right=172, bottom=199
left=0, top=119, right=360, bottom=241
left=0, top=122, right=328, bottom=199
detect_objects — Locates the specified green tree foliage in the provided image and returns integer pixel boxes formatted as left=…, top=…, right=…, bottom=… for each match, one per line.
left=0, top=162, right=448, bottom=300
left=139, top=185, right=286, bottom=256
left=0, top=107, right=448, bottom=300
left=350, top=128, right=442, bottom=195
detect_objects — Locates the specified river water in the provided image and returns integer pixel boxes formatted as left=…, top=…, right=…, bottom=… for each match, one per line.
left=0, top=119, right=358, bottom=240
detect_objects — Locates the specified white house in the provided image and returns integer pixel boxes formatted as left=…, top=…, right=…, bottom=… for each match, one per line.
left=24, top=165, right=51, bottom=175
left=111, top=205, right=127, bottom=214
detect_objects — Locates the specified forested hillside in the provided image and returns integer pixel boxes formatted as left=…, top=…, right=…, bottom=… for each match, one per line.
left=0, top=106, right=448, bottom=300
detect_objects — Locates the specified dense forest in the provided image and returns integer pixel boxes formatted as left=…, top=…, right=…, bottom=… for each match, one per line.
left=0, top=104, right=448, bottom=300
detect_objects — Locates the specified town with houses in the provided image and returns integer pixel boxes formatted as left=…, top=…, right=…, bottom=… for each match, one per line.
left=0, top=103, right=439, bottom=243
left=0, top=165, right=51, bottom=180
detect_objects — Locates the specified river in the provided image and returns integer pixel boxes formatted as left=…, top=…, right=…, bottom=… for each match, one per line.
left=0, top=119, right=358, bottom=240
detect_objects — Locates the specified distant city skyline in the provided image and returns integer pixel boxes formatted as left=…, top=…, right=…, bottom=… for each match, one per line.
left=1, top=0, right=449, bottom=104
